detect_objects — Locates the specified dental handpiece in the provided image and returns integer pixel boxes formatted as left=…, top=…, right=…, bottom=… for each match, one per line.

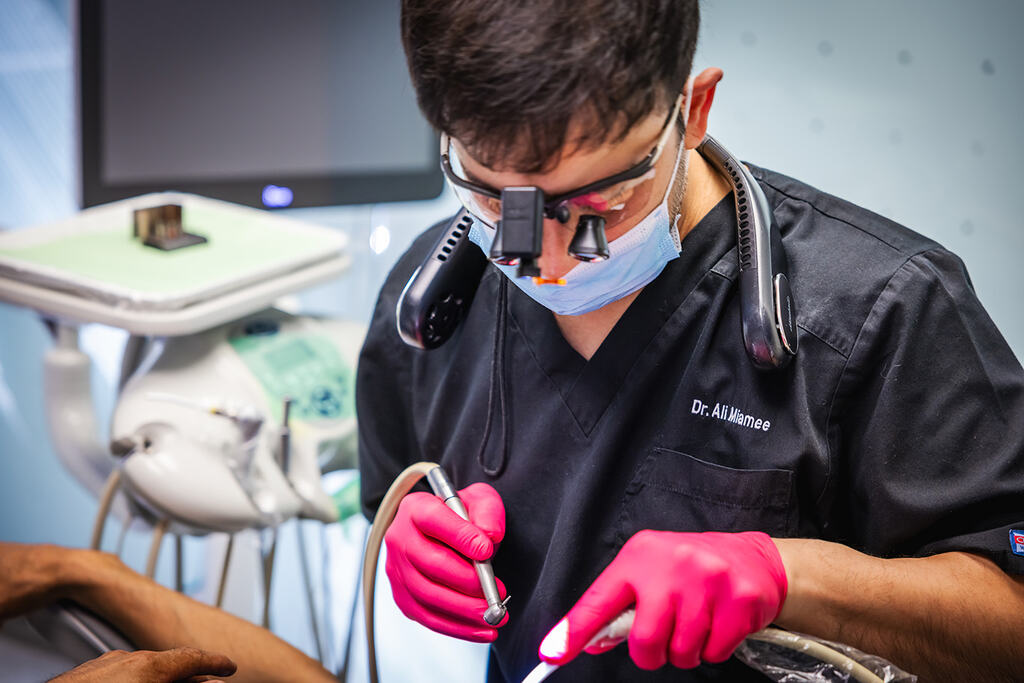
left=425, top=466, right=510, bottom=626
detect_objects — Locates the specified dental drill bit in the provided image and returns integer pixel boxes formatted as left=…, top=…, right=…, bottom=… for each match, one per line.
left=425, top=466, right=510, bottom=626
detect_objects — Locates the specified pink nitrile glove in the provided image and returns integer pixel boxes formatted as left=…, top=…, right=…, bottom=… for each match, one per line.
left=384, top=482, right=508, bottom=642
left=538, top=530, right=787, bottom=671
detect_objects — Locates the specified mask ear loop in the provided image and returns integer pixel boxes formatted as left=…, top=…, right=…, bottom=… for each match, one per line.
left=667, top=77, right=695, bottom=240
left=681, top=77, right=694, bottom=130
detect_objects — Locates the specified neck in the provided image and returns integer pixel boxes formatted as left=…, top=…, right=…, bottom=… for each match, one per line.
left=553, top=148, right=732, bottom=360
left=677, top=148, right=733, bottom=241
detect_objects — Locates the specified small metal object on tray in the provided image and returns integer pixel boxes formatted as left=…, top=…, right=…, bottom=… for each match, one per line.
left=133, top=203, right=207, bottom=251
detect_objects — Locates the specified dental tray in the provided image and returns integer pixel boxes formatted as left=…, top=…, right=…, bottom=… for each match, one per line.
left=0, top=193, right=350, bottom=335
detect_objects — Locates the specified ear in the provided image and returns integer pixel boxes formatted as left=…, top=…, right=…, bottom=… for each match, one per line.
left=683, top=67, right=724, bottom=149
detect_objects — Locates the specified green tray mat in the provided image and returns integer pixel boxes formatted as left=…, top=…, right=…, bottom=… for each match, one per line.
left=0, top=203, right=342, bottom=295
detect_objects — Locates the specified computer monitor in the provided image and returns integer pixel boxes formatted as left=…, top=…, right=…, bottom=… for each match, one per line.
left=77, top=0, right=442, bottom=209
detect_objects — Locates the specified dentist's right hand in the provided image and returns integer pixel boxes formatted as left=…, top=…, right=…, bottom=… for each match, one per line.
left=384, top=482, right=508, bottom=642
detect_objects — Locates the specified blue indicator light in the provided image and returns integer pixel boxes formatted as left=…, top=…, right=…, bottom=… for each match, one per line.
left=262, top=184, right=294, bottom=208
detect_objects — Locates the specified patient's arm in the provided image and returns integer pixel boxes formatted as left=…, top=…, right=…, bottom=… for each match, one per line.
left=0, top=543, right=336, bottom=683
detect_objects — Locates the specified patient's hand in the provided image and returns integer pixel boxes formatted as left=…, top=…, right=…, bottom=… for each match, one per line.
left=0, top=542, right=69, bottom=623
left=49, top=647, right=236, bottom=682
left=0, top=542, right=129, bottom=624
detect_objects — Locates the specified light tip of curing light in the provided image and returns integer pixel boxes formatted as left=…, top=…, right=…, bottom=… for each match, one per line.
left=538, top=617, right=569, bottom=660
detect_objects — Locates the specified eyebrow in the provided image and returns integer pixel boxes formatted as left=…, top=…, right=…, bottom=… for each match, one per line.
left=453, top=124, right=669, bottom=199
left=460, top=165, right=493, bottom=189
left=461, top=160, right=564, bottom=196
left=460, top=157, right=631, bottom=198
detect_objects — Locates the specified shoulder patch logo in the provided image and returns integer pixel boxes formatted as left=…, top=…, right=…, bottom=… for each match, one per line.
left=1011, top=530, right=1024, bottom=557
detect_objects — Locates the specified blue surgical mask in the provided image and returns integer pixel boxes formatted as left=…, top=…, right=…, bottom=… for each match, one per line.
left=468, top=119, right=690, bottom=316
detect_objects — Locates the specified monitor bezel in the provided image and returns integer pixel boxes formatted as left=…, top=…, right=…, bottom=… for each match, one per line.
left=76, top=0, right=443, bottom=210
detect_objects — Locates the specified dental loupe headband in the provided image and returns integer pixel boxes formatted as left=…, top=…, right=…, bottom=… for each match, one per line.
left=439, top=94, right=684, bottom=277
left=419, top=111, right=797, bottom=369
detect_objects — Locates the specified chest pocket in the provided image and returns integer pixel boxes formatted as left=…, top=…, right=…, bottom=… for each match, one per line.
left=614, top=447, right=796, bottom=545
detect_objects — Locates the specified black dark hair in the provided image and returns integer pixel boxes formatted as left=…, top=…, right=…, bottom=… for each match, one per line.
left=401, top=0, right=700, bottom=172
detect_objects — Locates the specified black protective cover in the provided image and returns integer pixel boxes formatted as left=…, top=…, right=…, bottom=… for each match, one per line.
left=396, top=211, right=488, bottom=349
left=698, top=135, right=797, bottom=369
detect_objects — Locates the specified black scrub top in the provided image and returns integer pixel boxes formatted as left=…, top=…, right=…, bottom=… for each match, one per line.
left=358, top=164, right=1024, bottom=683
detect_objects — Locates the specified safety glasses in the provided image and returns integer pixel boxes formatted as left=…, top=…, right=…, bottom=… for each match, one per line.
left=440, top=94, right=684, bottom=231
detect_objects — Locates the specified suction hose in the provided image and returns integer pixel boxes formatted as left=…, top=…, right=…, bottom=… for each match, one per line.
left=361, top=463, right=887, bottom=683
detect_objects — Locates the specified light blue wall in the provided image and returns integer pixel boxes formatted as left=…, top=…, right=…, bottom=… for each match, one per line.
left=697, top=0, right=1024, bottom=358
left=0, top=1, right=1021, bottom=681
left=0, top=0, right=90, bottom=543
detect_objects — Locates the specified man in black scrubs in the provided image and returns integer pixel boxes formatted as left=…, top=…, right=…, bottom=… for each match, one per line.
left=359, top=1, right=1024, bottom=682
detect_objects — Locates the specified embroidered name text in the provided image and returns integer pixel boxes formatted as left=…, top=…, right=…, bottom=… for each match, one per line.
left=691, top=399, right=771, bottom=432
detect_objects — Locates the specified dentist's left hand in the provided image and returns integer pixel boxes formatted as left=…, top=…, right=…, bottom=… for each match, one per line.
left=538, top=530, right=787, bottom=670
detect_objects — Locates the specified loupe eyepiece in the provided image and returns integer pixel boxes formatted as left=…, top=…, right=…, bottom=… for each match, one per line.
left=568, top=214, right=610, bottom=262
left=491, top=187, right=543, bottom=277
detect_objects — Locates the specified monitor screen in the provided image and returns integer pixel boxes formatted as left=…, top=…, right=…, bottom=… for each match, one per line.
left=78, top=0, right=442, bottom=209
